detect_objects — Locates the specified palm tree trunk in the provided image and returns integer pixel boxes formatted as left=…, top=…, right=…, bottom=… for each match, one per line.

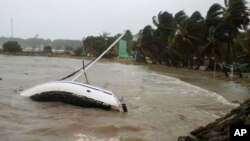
left=194, top=58, right=202, bottom=70
left=231, top=41, right=243, bottom=78
left=139, top=48, right=147, bottom=64
left=227, top=41, right=231, bottom=64
left=222, top=41, right=231, bottom=78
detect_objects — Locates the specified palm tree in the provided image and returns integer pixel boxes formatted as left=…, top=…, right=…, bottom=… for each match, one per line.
left=202, top=3, right=225, bottom=72
left=222, top=0, right=249, bottom=77
left=152, top=11, right=177, bottom=64
left=202, top=1, right=249, bottom=77
left=152, top=11, right=176, bottom=47
left=204, top=3, right=224, bottom=37
left=237, top=30, right=250, bottom=71
left=174, top=11, right=205, bottom=68
left=223, top=0, right=249, bottom=30
left=174, top=10, right=188, bottom=26
left=140, top=25, right=162, bottom=63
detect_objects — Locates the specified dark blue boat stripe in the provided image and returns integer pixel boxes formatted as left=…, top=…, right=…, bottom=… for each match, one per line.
left=58, top=81, right=112, bottom=95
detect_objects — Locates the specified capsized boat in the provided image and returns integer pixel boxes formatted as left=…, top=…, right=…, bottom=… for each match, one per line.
left=20, top=31, right=128, bottom=112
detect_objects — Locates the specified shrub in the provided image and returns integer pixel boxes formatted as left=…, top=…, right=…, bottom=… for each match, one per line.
left=43, top=45, right=52, bottom=53
left=74, top=47, right=84, bottom=56
left=3, top=41, right=22, bottom=52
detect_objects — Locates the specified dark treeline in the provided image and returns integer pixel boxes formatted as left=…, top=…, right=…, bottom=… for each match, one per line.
left=135, top=0, right=250, bottom=75
left=0, top=31, right=134, bottom=57
left=0, top=37, right=82, bottom=50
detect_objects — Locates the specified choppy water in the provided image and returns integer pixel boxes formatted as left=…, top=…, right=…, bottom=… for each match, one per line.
left=0, top=55, right=248, bottom=141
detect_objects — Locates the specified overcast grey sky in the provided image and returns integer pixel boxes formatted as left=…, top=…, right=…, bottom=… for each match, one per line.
left=0, top=0, right=248, bottom=40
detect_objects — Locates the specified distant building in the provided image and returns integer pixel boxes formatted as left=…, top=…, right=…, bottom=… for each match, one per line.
left=52, top=49, right=65, bottom=53
left=23, top=47, right=34, bottom=52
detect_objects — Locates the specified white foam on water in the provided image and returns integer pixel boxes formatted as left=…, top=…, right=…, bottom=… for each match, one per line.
left=148, top=72, right=239, bottom=107
left=178, top=80, right=239, bottom=107
left=74, top=133, right=120, bottom=141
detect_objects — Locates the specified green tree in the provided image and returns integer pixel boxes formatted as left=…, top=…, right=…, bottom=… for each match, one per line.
left=106, top=36, right=118, bottom=58
left=204, top=0, right=250, bottom=73
left=43, top=45, right=52, bottom=53
left=3, top=41, right=22, bottom=52
left=173, top=11, right=205, bottom=68
left=74, top=47, right=84, bottom=56
left=222, top=0, right=249, bottom=65
left=122, top=30, right=133, bottom=55
left=140, top=25, right=162, bottom=63
left=153, top=11, right=176, bottom=46
left=84, top=36, right=106, bottom=57
left=202, top=3, right=225, bottom=71
left=136, top=0, right=250, bottom=75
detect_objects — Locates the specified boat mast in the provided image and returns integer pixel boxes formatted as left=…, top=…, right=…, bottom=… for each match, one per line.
left=71, top=30, right=127, bottom=81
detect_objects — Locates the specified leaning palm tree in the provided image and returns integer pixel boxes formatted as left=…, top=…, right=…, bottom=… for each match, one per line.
left=152, top=11, right=176, bottom=59
left=175, top=11, right=205, bottom=68
left=205, top=3, right=224, bottom=36
left=222, top=0, right=250, bottom=77
left=203, top=4, right=225, bottom=71
left=152, top=11, right=178, bottom=64
left=224, top=0, right=249, bottom=30
left=236, top=30, right=250, bottom=71
left=174, top=10, right=188, bottom=26
left=140, top=25, right=162, bottom=63
left=203, top=1, right=249, bottom=77
left=202, top=26, right=231, bottom=75
left=152, top=11, right=176, bottom=46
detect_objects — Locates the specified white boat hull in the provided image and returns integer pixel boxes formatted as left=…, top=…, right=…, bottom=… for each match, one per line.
left=20, top=81, right=124, bottom=111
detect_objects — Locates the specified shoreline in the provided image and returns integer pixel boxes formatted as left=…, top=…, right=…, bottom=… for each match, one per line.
left=145, top=63, right=250, bottom=88
left=146, top=64, right=250, bottom=103
left=0, top=51, right=136, bottom=65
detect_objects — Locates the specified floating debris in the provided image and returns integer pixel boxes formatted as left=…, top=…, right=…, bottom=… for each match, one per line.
left=15, top=88, right=23, bottom=93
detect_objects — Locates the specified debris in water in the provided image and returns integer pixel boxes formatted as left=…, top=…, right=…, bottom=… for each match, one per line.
left=15, top=88, right=23, bottom=93
left=232, top=100, right=239, bottom=104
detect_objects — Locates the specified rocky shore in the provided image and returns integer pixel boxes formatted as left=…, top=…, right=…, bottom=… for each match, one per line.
left=178, top=99, right=250, bottom=141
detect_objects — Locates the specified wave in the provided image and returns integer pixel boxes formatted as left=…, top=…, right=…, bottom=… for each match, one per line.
left=73, top=133, right=146, bottom=141
left=91, top=124, right=141, bottom=134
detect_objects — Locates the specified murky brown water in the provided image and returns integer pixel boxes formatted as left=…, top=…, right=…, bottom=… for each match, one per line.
left=0, top=55, right=249, bottom=141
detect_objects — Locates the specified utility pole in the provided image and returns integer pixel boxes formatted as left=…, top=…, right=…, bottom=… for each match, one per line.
left=11, top=18, right=13, bottom=38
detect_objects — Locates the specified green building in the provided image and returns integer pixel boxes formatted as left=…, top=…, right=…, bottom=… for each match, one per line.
left=118, top=40, right=129, bottom=58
